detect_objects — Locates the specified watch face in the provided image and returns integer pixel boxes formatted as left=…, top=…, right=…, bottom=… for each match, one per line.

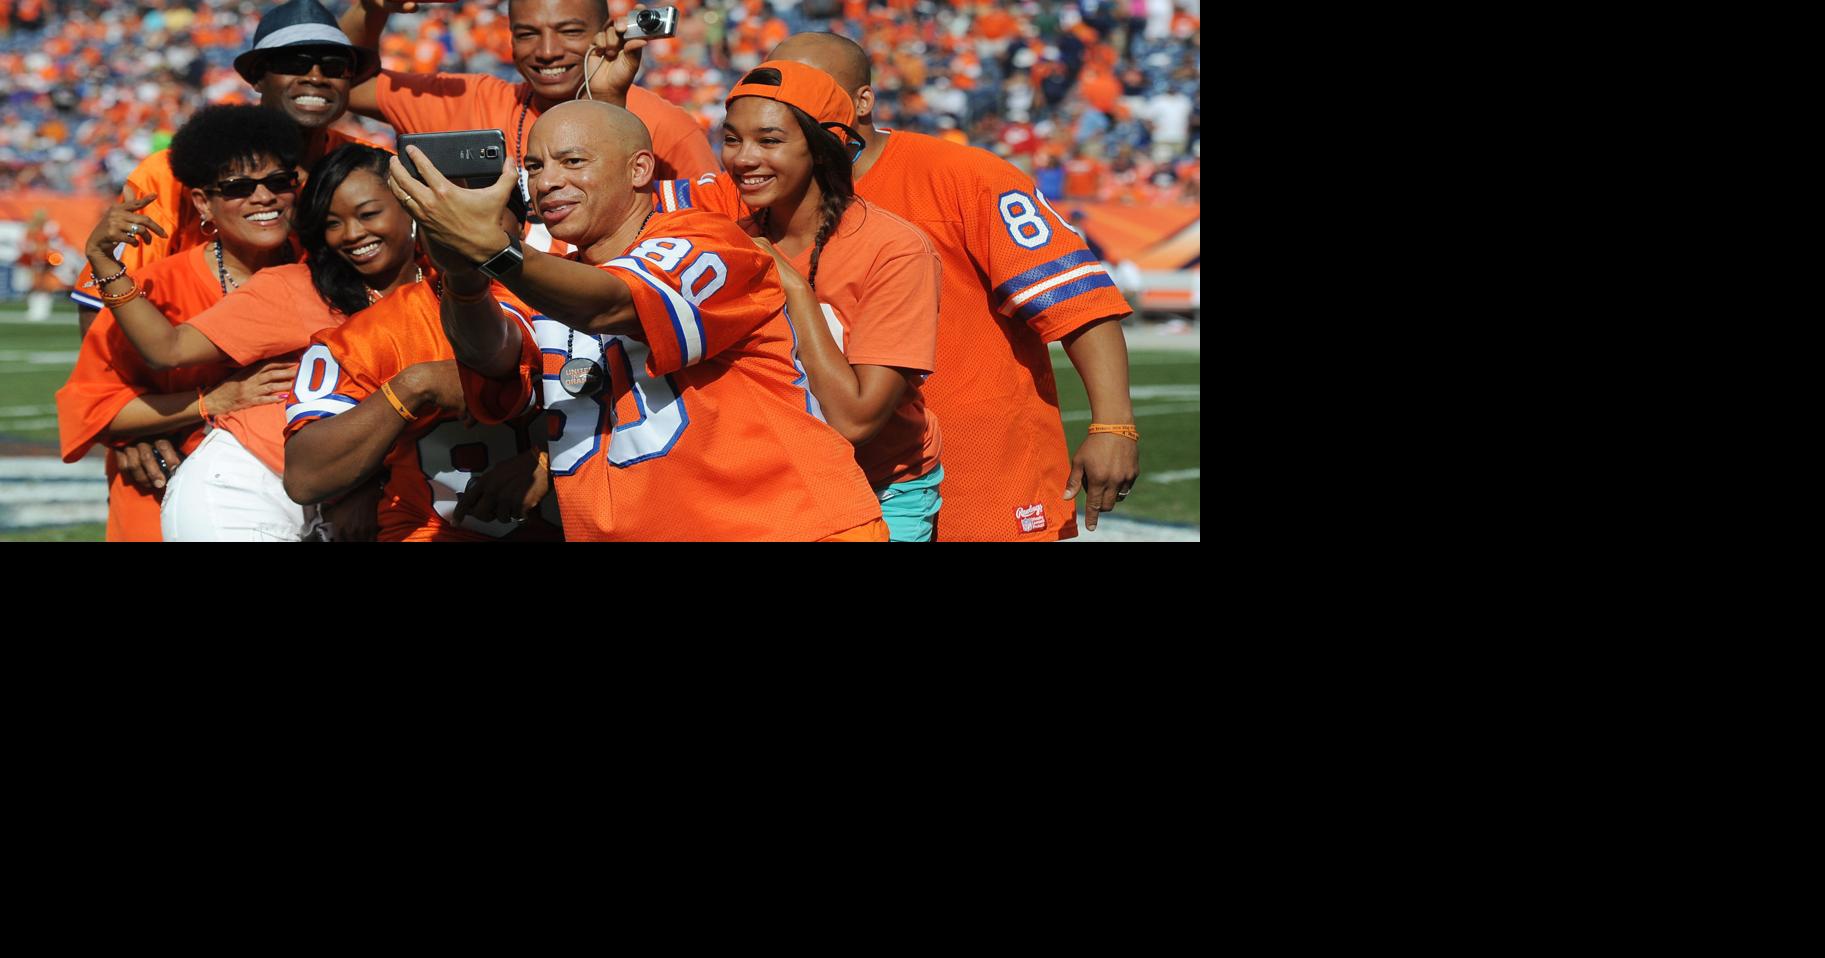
left=480, top=242, right=524, bottom=278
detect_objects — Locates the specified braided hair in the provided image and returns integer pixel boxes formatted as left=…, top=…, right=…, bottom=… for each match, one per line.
left=737, top=68, right=854, bottom=290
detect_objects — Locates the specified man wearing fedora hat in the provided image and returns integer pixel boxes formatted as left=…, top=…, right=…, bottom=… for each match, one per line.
left=72, top=0, right=384, bottom=328
left=68, top=0, right=388, bottom=496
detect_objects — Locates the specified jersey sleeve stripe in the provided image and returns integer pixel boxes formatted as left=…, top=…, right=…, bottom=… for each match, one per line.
left=991, top=250, right=1099, bottom=307
left=604, top=257, right=705, bottom=366
left=286, top=394, right=359, bottom=423
left=1005, top=263, right=1109, bottom=311
left=677, top=179, right=693, bottom=209
left=70, top=289, right=105, bottom=310
left=658, top=179, right=678, bottom=211
left=1008, top=273, right=1119, bottom=324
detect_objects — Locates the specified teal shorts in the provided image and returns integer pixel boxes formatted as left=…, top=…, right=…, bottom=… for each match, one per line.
left=876, top=465, right=943, bottom=543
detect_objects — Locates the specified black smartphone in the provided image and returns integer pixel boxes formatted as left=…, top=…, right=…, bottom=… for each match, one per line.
left=397, top=129, right=508, bottom=183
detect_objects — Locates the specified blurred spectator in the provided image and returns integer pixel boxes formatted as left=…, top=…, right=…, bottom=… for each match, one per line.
left=3, top=0, right=1200, bottom=204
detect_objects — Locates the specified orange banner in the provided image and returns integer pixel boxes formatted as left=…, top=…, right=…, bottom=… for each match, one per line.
left=0, top=191, right=112, bottom=252
left=1057, top=201, right=1200, bottom=271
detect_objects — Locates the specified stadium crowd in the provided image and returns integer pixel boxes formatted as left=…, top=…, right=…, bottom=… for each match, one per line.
left=21, top=0, right=1181, bottom=542
left=1, top=0, right=1199, bottom=203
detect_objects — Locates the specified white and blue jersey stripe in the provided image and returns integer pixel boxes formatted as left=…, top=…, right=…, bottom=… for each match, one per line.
left=603, top=256, right=706, bottom=367
left=992, top=250, right=1116, bottom=324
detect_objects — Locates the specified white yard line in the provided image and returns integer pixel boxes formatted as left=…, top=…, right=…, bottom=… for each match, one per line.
left=1062, top=402, right=1201, bottom=422
left=0, top=350, right=80, bottom=364
left=0, top=457, right=103, bottom=479
left=1144, top=468, right=1201, bottom=484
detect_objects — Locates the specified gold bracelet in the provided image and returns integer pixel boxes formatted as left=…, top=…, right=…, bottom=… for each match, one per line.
left=1088, top=422, right=1140, bottom=441
left=380, top=380, right=418, bottom=422
left=99, top=284, right=142, bottom=308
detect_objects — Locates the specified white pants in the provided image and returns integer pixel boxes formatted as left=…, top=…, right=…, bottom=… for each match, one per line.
left=161, top=428, right=310, bottom=542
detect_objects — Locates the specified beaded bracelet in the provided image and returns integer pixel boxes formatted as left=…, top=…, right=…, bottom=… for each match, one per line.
left=86, top=262, right=129, bottom=289
left=1088, top=423, right=1140, bottom=441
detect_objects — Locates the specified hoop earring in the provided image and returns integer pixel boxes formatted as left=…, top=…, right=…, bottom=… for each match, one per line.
left=200, top=216, right=218, bottom=239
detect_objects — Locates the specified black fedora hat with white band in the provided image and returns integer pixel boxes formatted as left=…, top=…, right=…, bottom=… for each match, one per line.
left=233, top=0, right=380, bottom=85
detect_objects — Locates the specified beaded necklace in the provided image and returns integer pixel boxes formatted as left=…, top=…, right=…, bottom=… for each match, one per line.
left=213, top=240, right=237, bottom=295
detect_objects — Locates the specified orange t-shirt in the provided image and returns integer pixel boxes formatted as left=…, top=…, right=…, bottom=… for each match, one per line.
left=70, top=127, right=377, bottom=309
left=856, top=131, right=1133, bottom=540
left=665, top=174, right=943, bottom=488
left=284, top=280, right=560, bottom=542
left=55, top=246, right=235, bottom=541
left=183, top=263, right=343, bottom=476
left=373, top=70, right=716, bottom=184
left=460, top=205, right=881, bottom=541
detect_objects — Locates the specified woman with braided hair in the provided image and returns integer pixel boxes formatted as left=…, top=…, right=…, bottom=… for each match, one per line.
left=671, top=61, right=945, bottom=540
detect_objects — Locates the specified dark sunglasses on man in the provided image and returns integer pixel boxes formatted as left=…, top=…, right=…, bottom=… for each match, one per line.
left=207, top=170, right=301, bottom=199
left=263, top=49, right=356, bottom=79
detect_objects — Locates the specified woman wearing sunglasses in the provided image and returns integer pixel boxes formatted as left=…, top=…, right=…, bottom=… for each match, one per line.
left=58, top=105, right=308, bottom=540
left=71, top=108, right=422, bottom=541
left=670, top=63, right=945, bottom=541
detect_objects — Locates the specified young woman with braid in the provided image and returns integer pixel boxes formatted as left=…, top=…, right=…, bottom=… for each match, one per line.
left=659, top=62, right=945, bottom=541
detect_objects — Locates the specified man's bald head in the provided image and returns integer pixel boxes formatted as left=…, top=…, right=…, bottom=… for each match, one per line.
left=537, top=99, right=653, bottom=156
left=525, top=100, right=655, bottom=252
left=769, top=33, right=872, bottom=92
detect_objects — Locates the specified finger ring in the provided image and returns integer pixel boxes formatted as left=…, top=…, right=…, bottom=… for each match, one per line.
left=126, top=224, right=139, bottom=235
left=1116, top=489, right=1131, bottom=499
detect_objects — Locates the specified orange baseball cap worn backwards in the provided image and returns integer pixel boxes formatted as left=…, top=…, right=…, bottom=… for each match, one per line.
left=726, top=60, right=858, bottom=143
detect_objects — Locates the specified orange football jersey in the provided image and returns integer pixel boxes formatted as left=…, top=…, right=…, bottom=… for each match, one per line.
left=461, top=205, right=882, bottom=541
left=56, top=245, right=235, bottom=540
left=659, top=175, right=943, bottom=489
left=853, top=131, right=1133, bottom=540
left=70, top=128, right=376, bottom=310
left=284, top=280, right=560, bottom=542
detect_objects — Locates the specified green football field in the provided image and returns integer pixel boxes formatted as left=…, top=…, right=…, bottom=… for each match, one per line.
left=1, top=302, right=1199, bottom=540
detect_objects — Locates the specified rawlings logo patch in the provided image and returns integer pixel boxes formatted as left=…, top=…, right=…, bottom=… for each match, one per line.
left=1014, top=503, right=1047, bottom=533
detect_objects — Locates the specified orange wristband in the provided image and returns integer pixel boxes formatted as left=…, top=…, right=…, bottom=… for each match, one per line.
left=1088, top=423, right=1140, bottom=441
left=197, top=387, right=210, bottom=425
left=380, top=380, right=418, bottom=422
left=99, top=284, right=141, bottom=308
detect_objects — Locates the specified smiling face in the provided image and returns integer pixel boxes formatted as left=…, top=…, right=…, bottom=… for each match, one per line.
left=523, top=101, right=653, bottom=252
left=253, top=46, right=352, bottom=131
left=511, top=0, right=607, bottom=111
left=190, top=154, right=300, bottom=258
left=722, top=97, right=815, bottom=214
left=322, top=170, right=416, bottom=286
